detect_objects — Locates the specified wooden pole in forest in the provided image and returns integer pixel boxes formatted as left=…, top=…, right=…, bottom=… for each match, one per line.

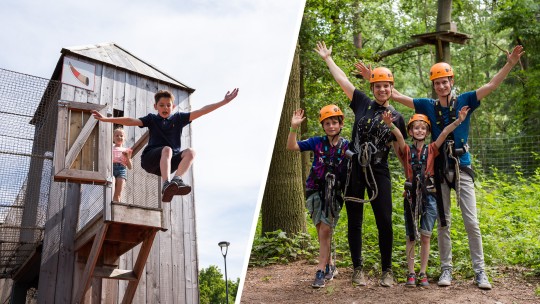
left=435, top=0, right=453, bottom=64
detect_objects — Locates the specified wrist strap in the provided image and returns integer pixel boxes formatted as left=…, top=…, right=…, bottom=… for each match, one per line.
left=290, top=127, right=299, bottom=133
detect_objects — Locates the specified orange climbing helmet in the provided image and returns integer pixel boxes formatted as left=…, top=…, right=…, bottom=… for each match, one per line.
left=430, top=62, right=454, bottom=81
left=370, top=67, right=394, bottom=84
left=319, top=104, right=344, bottom=123
left=407, top=114, right=431, bottom=132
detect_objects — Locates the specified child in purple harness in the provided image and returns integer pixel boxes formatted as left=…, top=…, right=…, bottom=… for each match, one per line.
left=92, top=88, right=238, bottom=202
left=287, top=105, right=349, bottom=288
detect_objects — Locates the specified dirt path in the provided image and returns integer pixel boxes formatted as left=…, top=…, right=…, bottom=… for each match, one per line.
left=240, top=260, right=540, bottom=304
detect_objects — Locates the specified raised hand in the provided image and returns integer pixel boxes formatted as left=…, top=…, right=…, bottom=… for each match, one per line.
left=354, top=61, right=372, bottom=81
left=507, top=45, right=525, bottom=66
left=291, top=109, right=306, bottom=128
left=314, top=41, right=332, bottom=60
left=382, top=110, right=393, bottom=126
left=224, top=88, right=239, bottom=103
left=458, top=106, right=470, bottom=122
left=91, top=110, right=104, bottom=120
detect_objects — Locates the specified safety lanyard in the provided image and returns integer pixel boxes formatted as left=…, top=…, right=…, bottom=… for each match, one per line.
left=410, top=143, right=429, bottom=181
left=435, top=95, right=457, bottom=140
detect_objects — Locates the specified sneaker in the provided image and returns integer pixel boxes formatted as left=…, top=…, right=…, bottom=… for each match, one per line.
left=351, top=266, right=366, bottom=286
left=379, top=269, right=394, bottom=287
left=405, top=273, right=416, bottom=288
left=438, top=269, right=452, bottom=286
left=324, top=264, right=338, bottom=280
left=171, top=176, right=192, bottom=195
left=474, top=271, right=492, bottom=290
left=161, top=181, right=177, bottom=202
left=417, top=272, right=429, bottom=287
left=312, top=270, right=325, bottom=288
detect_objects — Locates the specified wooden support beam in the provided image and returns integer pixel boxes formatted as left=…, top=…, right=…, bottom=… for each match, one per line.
left=54, top=168, right=108, bottom=184
left=121, top=229, right=158, bottom=304
left=74, top=224, right=109, bottom=304
left=131, top=131, right=149, bottom=156
left=374, top=40, right=428, bottom=62
left=374, top=31, right=471, bottom=62
left=54, top=102, right=69, bottom=175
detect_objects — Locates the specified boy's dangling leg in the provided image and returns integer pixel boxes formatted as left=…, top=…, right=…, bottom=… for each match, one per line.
left=171, top=148, right=195, bottom=195
left=160, top=147, right=177, bottom=202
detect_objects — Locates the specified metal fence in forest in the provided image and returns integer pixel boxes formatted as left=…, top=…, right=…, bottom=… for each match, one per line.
left=469, top=135, right=540, bottom=176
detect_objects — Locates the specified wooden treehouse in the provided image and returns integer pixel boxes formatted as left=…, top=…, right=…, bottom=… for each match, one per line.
left=0, top=43, right=200, bottom=303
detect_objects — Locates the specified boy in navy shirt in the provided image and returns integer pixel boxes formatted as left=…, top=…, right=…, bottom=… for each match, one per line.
left=93, top=88, right=238, bottom=202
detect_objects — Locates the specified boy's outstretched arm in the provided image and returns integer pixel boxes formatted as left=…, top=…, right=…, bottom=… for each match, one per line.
left=91, top=111, right=143, bottom=126
left=390, top=88, right=414, bottom=109
left=314, top=41, right=355, bottom=101
left=189, top=88, right=239, bottom=121
left=286, top=109, right=305, bottom=151
left=434, top=106, right=470, bottom=148
left=476, top=45, right=524, bottom=100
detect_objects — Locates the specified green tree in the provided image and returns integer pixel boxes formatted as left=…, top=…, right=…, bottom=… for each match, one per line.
left=198, top=265, right=238, bottom=304
left=261, top=43, right=307, bottom=235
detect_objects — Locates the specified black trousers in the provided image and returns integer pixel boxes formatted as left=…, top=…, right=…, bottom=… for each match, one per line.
left=345, top=160, right=393, bottom=271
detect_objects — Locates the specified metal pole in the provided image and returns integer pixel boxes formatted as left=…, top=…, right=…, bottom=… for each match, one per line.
left=223, top=254, right=229, bottom=304
left=218, top=241, right=230, bottom=304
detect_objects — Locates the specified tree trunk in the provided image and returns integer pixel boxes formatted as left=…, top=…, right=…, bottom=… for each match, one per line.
left=261, top=43, right=306, bottom=236
left=299, top=47, right=310, bottom=192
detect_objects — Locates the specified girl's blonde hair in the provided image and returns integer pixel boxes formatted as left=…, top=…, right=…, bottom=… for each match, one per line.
left=113, top=127, right=125, bottom=134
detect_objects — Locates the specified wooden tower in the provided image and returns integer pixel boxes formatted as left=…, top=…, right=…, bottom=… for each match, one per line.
left=2, top=43, right=200, bottom=303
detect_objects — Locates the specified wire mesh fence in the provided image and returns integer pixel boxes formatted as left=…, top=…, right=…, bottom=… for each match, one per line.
left=469, top=135, right=540, bottom=176
left=0, top=68, right=60, bottom=277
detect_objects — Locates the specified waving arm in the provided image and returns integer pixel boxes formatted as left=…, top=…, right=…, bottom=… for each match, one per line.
left=286, top=109, right=306, bottom=151
left=314, top=41, right=355, bottom=100
left=476, top=45, right=524, bottom=100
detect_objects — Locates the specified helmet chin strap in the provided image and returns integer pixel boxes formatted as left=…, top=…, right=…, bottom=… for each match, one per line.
left=328, top=128, right=342, bottom=146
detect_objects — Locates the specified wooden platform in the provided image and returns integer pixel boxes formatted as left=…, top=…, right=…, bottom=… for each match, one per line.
left=73, top=202, right=164, bottom=303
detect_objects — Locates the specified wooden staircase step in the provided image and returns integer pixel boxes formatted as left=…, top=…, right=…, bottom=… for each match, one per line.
left=93, top=267, right=137, bottom=281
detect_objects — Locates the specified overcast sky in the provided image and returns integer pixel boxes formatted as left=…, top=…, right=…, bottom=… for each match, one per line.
left=0, top=0, right=305, bottom=283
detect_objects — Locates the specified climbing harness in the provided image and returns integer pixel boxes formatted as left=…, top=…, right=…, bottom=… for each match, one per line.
left=344, top=142, right=379, bottom=203
left=404, top=144, right=431, bottom=242
left=434, top=95, right=470, bottom=208
left=306, top=135, right=347, bottom=220
left=344, top=102, right=394, bottom=204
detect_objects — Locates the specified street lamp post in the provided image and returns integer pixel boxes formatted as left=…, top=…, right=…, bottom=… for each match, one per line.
left=218, top=241, right=230, bottom=304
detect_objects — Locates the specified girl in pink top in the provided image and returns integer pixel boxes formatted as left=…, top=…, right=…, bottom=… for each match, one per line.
left=113, top=127, right=132, bottom=202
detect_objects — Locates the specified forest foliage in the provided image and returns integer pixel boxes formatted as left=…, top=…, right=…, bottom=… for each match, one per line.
left=299, top=0, right=539, bottom=141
